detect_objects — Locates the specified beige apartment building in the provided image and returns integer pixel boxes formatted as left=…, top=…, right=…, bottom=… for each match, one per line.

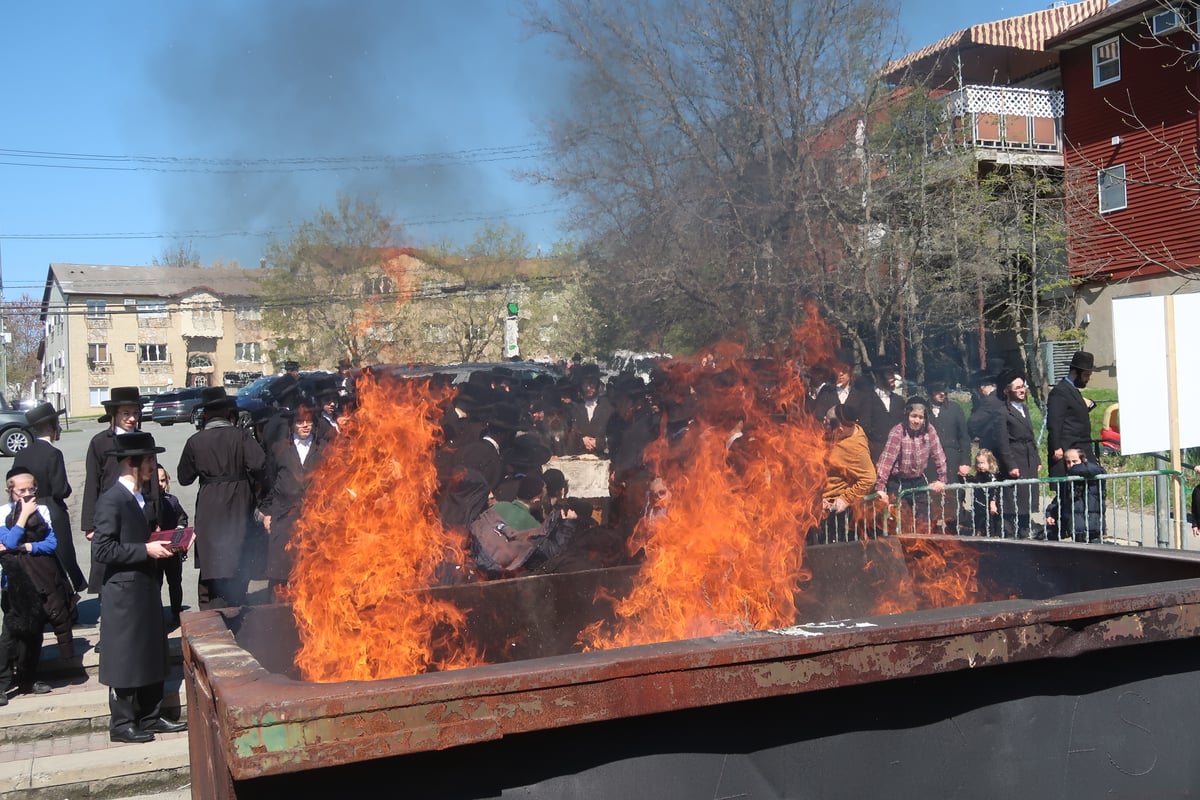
left=40, top=264, right=271, bottom=418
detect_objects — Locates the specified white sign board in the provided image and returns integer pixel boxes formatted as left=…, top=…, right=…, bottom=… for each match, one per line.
left=1112, top=294, right=1200, bottom=454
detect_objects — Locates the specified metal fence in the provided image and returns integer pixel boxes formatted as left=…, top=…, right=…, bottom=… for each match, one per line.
left=811, top=470, right=1187, bottom=549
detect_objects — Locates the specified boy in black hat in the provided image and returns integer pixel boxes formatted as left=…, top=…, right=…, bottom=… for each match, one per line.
left=91, top=432, right=185, bottom=743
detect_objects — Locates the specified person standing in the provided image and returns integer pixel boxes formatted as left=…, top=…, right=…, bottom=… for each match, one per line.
left=567, top=365, right=614, bottom=456
left=994, top=369, right=1043, bottom=539
left=860, top=363, right=905, bottom=461
left=926, top=382, right=971, bottom=483
left=261, top=403, right=326, bottom=598
left=873, top=396, right=948, bottom=526
left=91, top=431, right=186, bottom=744
left=177, top=392, right=267, bottom=610
left=1046, top=350, right=1097, bottom=477
left=81, top=387, right=154, bottom=594
left=13, top=402, right=86, bottom=591
left=967, top=371, right=1005, bottom=454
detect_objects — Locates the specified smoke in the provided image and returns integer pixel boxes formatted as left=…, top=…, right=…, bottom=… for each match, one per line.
left=147, top=0, right=566, bottom=264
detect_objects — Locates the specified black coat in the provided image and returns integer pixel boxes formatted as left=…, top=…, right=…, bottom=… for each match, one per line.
left=1046, top=378, right=1094, bottom=476
left=81, top=429, right=161, bottom=592
left=13, top=437, right=85, bottom=590
left=92, top=482, right=169, bottom=688
left=261, top=436, right=326, bottom=582
left=995, top=402, right=1041, bottom=515
left=968, top=393, right=1006, bottom=454
left=929, top=401, right=971, bottom=477
left=177, top=420, right=267, bottom=581
left=568, top=397, right=615, bottom=455
left=860, top=389, right=906, bottom=461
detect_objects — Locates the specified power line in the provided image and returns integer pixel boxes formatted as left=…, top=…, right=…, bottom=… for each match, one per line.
left=0, top=204, right=563, bottom=242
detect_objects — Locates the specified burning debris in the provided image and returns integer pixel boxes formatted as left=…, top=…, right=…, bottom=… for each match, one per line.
left=286, top=310, right=983, bottom=683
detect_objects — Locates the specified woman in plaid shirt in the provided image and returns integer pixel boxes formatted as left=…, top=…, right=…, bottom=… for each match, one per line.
left=873, top=397, right=947, bottom=520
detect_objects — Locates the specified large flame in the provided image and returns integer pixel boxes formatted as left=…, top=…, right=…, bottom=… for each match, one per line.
left=289, top=374, right=484, bottom=682
left=580, top=316, right=835, bottom=650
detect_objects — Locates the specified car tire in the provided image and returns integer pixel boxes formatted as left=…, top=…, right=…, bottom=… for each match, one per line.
left=159, top=420, right=174, bottom=426
left=1, top=427, right=31, bottom=456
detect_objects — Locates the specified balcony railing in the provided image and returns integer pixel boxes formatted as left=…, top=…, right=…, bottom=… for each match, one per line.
left=943, top=85, right=1064, bottom=154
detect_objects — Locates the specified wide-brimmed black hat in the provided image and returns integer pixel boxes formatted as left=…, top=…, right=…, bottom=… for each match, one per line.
left=200, top=387, right=236, bottom=413
left=996, top=368, right=1025, bottom=391
left=101, top=387, right=142, bottom=408
left=108, top=431, right=166, bottom=459
left=283, top=360, right=301, bottom=372
left=971, top=370, right=996, bottom=387
left=25, top=402, right=66, bottom=428
left=486, top=402, right=527, bottom=432
left=1069, top=350, right=1095, bottom=371
left=504, top=433, right=553, bottom=469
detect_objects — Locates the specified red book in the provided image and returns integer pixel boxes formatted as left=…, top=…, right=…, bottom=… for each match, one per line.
left=149, top=527, right=195, bottom=552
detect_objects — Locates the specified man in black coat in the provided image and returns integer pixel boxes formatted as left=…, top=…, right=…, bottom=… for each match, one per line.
left=13, top=402, right=86, bottom=591
left=81, top=387, right=159, bottom=593
left=567, top=365, right=615, bottom=456
left=91, top=431, right=185, bottom=743
left=1046, top=350, right=1097, bottom=477
left=994, top=369, right=1042, bottom=539
left=859, top=364, right=906, bottom=461
left=926, top=382, right=971, bottom=482
left=967, top=371, right=1005, bottom=454
left=177, top=394, right=267, bottom=609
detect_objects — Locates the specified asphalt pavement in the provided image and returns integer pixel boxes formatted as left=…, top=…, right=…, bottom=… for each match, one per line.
left=13, top=417, right=214, bottom=624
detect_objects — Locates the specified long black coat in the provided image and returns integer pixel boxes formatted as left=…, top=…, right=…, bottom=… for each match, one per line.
left=929, top=401, right=971, bottom=478
left=261, top=436, right=326, bottom=582
left=995, top=402, right=1041, bottom=515
left=860, top=389, right=906, bottom=461
left=177, top=420, right=267, bottom=581
left=13, top=437, right=86, bottom=590
left=92, top=482, right=169, bottom=688
left=1046, top=378, right=1094, bottom=476
left=81, top=429, right=161, bottom=592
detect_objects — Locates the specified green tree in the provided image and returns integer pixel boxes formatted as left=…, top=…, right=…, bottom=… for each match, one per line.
left=260, top=195, right=406, bottom=367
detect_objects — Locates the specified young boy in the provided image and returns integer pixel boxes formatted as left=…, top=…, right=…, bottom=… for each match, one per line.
left=1045, top=448, right=1106, bottom=543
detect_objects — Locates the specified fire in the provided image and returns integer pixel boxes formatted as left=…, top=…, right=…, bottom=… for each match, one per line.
left=580, top=315, right=836, bottom=650
left=289, top=374, right=484, bottom=682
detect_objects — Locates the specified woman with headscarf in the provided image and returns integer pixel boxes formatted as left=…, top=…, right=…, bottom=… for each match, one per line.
left=873, top=396, right=948, bottom=529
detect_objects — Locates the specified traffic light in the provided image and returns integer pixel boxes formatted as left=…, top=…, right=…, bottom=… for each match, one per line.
left=506, top=302, right=519, bottom=317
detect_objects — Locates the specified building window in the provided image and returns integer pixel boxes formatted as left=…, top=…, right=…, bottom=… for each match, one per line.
left=192, top=306, right=216, bottom=324
left=235, top=342, right=262, bottom=362
left=87, top=343, right=110, bottom=365
left=86, top=300, right=107, bottom=318
left=137, top=300, right=168, bottom=319
left=1093, top=37, right=1121, bottom=87
left=1099, top=164, right=1127, bottom=213
left=89, top=387, right=110, bottom=406
left=139, top=343, right=168, bottom=363
left=1151, top=8, right=1182, bottom=35
left=234, top=304, right=261, bottom=321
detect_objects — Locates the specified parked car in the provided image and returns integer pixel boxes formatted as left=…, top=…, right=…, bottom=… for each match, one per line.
left=234, top=371, right=333, bottom=437
left=151, top=387, right=206, bottom=426
left=140, top=394, right=156, bottom=422
left=0, top=394, right=32, bottom=456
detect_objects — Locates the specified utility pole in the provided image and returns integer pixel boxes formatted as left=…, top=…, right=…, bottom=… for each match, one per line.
left=0, top=244, right=7, bottom=398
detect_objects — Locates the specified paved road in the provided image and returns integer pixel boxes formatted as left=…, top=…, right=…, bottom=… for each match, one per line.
left=9, top=416, right=245, bottom=624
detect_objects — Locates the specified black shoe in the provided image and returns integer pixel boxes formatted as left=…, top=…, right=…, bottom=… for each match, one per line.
left=18, top=681, right=51, bottom=695
left=0, top=692, right=7, bottom=707
left=142, top=717, right=187, bottom=734
left=111, top=724, right=155, bottom=744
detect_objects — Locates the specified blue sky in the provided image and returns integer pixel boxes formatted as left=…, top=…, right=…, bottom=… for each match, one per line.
left=0, top=0, right=1062, bottom=302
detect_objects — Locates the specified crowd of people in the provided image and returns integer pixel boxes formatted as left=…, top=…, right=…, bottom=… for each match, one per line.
left=0, top=348, right=1111, bottom=740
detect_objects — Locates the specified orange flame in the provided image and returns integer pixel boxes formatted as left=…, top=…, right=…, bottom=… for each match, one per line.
left=289, top=374, right=484, bottom=682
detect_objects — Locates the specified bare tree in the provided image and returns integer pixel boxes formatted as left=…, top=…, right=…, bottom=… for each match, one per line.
left=154, top=240, right=203, bottom=268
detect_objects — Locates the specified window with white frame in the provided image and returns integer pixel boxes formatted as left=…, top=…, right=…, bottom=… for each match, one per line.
left=139, top=343, right=168, bottom=363
left=137, top=300, right=168, bottom=319
left=87, top=343, right=110, bottom=364
left=1093, top=37, right=1121, bottom=86
left=86, top=299, right=107, bottom=318
left=235, top=342, right=262, bottom=362
left=89, top=387, right=110, bottom=406
left=1099, top=164, right=1128, bottom=213
left=1151, top=7, right=1182, bottom=35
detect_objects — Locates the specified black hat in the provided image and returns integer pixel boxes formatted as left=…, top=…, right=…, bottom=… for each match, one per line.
left=201, top=387, right=237, bottom=414
left=486, top=402, right=526, bottom=432
left=1069, top=351, right=1095, bottom=371
left=108, top=431, right=166, bottom=459
left=284, top=360, right=301, bottom=372
left=337, top=358, right=352, bottom=370
left=101, top=387, right=142, bottom=408
left=926, top=380, right=947, bottom=395
left=574, top=363, right=602, bottom=386
left=996, top=368, right=1025, bottom=391
left=870, top=362, right=899, bottom=375
left=504, top=433, right=553, bottom=469
left=971, top=370, right=996, bottom=387
left=24, top=402, right=66, bottom=429
left=5, top=466, right=33, bottom=482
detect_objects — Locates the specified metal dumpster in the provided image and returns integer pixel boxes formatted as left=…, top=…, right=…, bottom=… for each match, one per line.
left=183, top=537, right=1200, bottom=798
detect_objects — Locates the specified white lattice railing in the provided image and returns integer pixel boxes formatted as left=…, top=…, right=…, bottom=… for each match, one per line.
left=943, top=85, right=1064, bottom=153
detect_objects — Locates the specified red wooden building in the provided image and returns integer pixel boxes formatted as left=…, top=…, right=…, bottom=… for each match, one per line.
left=1048, top=0, right=1200, bottom=387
